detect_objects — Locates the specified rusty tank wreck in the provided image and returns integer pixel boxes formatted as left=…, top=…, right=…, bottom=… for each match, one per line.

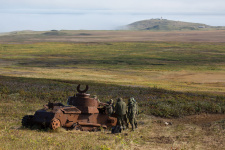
left=22, top=85, right=117, bottom=131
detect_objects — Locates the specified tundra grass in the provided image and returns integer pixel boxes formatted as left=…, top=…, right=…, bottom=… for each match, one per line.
left=0, top=42, right=225, bottom=94
left=1, top=75, right=225, bottom=118
left=0, top=76, right=225, bottom=150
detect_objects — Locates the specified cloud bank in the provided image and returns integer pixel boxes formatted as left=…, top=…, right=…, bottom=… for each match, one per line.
left=0, top=0, right=225, bottom=32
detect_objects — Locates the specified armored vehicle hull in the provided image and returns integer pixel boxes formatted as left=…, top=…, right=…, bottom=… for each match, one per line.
left=22, top=85, right=117, bottom=131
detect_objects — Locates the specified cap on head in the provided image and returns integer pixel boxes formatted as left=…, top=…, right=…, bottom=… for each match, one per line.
left=129, top=97, right=135, bottom=103
left=128, top=98, right=132, bottom=103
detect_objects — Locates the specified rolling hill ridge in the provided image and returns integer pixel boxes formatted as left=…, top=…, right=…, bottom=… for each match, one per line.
left=122, top=19, right=225, bottom=31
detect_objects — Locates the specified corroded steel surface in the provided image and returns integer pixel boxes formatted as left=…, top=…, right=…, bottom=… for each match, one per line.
left=22, top=84, right=117, bottom=131
left=68, top=92, right=99, bottom=113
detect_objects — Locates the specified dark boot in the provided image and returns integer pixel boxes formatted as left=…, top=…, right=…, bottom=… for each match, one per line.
left=135, top=122, right=137, bottom=128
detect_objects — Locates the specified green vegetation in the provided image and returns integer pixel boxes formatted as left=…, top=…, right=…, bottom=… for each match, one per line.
left=1, top=41, right=224, bottom=118
left=1, top=42, right=224, bottom=70
left=0, top=76, right=225, bottom=149
left=1, top=75, right=225, bottom=118
left=0, top=40, right=225, bottom=149
left=0, top=42, right=225, bottom=93
left=123, top=19, right=225, bottom=31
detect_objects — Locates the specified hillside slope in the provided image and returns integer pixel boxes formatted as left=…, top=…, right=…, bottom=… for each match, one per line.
left=123, top=19, right=224, bottom=31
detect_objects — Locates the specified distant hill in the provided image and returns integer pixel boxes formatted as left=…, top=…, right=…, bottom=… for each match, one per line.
left=121, top=19, right=225, bottom=31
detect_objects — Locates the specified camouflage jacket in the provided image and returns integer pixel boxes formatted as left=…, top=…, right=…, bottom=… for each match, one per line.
left=106, top=102, right=114, bottom=114
left=128, top=101, right=138, bottom=117
left=115, top=100, right=127, bottom=116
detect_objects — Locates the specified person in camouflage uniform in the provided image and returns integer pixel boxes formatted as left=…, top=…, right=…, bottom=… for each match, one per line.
left=127, top=97, right=138, bottom=131
left=115, top=98, right=127, bottom=130
left=106, top=99, right=114, bottom=116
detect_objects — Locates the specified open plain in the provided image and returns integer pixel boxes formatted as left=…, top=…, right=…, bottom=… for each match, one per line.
left=0, top=30, right=225, bottom=149
left=1, top=30, right=225, bottom=44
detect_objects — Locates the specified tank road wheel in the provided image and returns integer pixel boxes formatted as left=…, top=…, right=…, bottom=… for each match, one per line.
left=22, top=115, right=34, bottom=128
left=50, top=119, right=61, bottom=130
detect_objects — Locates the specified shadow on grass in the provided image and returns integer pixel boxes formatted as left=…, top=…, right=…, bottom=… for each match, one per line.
left=1, top=75, right=225, bottom=118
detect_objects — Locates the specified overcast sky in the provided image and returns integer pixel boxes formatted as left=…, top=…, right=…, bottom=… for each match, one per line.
left=0, top=0, right=225, bottom=32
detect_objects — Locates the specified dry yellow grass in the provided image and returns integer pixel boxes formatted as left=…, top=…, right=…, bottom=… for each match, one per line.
left=1, top=101, right=224, bottom=150
left=1, top=66, right=225, bottom=95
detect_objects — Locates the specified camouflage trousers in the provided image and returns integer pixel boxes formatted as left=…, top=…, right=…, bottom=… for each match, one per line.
left=128, top=114, right=137, bottom=130
left=117, top=114, right=128, bottom=129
